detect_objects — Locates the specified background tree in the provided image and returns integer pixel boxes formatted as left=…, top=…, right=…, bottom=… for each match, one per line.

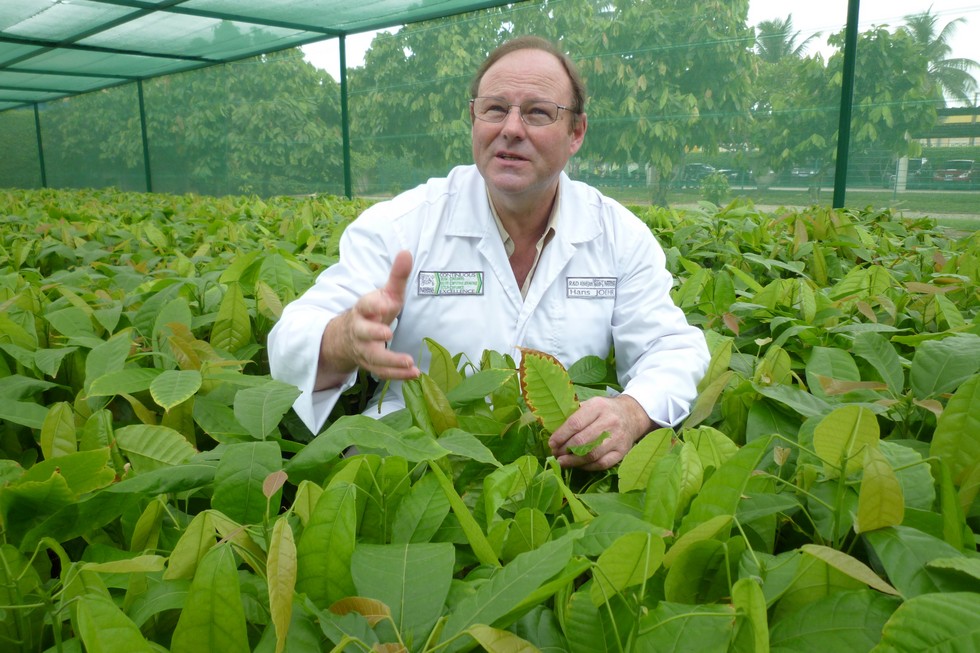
left=900, top=8, right=979, bottom=106
left=577, top=0, right=756, bottom=205
left=755, top=14, right=819, bottom=63
left=755, top=26, right=938, bottom=195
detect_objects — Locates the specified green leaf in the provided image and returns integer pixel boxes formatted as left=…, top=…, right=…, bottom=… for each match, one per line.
left=115, top=424, right=197, bottom=473
left=519, top=348, right=579, bottom=433
left=424, top=337, right=463, bottom=393
left=76, top=592, right=156, bottom=653
left=441, top=536, right=573, bottom=643
left=391, top=472, right=451, bottom=544
left=296, top=481, right=357, bottom=606
left=351, top=542, right=454, bottom=643
left=930, top=374, right=980, bottom=483
left=874, top=592, right=980, bottom=652
left=211, top=441, right=282, bottom=526
left=150, top=370, right=202, bottom=411
left=800, top=545, right=900, bottom=595
left=40, top=401, right=77, bottom=460
left=855, top=446, right=904, bottom=533
left=447, top=369, right=516, bottom=406
left=438, top=428, right=502, bottom=468
left=87, top=368, right=162, bottom=397
left=164, top=511, right=217, bottom=581
left=233, top=379, right=301, bottom=440
left=635, top=602, right=735, bottom=652
left=21, top=448, right=116, bottom=496
left=731, top=578, right=768, bottom=653
left=210, top=282, right=251, bottom=354
left=465, top=624, right=541, bottom=652
left=618, top=428, right=674, bottom=494
left=769, top=590, right=899, bottom=653
left=863, top=526, right=966, bottom=597
left=84, top=328, right=134, bottom=395
left=267, top=517, right=297, bottom=653
left=171, top=544, right=249, bottom=653
left=813, top=405, right=879, bottom=477
left=570, top=431, right=609, bottom=456
left=851, top=331, right=905, bottom=393
left=590, top=531, right=665, bottom=606
left=909, top=334, right=980, bottom=400
left=420, top=372, right=459, bottom=435
left=677, top=437, right=771, bottom=537
left=429, top=461, right=499, bottom=568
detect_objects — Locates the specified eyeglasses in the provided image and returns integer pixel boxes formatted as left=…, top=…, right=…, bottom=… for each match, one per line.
left=470, top=96, right=570, bottom=127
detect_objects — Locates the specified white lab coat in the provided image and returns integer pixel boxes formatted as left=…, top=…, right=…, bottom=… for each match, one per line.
left=268, top=165, right=709, bottom=435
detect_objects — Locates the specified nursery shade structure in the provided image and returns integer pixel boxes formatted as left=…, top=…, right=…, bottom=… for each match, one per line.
left=0, top=0, right=520, bottom=109
left=0, top=0, right=524, bottom=195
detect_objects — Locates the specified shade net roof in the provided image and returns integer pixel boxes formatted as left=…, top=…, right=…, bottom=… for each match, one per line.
left=0, top=0, right=516, bottom=111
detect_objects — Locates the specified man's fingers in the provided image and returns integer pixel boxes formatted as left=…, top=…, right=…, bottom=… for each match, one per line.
left=384, top=250, right=413, bottom=306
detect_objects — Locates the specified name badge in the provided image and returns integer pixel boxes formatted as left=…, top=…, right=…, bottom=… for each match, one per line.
left=567, top=276, right=617, bottom=298
left=418, top=271, right=484, bottom=296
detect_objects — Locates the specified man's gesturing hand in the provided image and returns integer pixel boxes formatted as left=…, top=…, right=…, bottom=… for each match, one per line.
left=316, top=250, right=420, bottom=389
left=548, top=395, right=654, bottom=470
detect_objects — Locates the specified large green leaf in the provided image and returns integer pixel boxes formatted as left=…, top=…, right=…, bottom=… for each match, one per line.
left=863, top=525, right=967, bottom=597
left=930, top=374, right=980, bottom=483
left=909, top=334, right=980, bottom=400
left=210, top=281, right=251, bottom=354
left=441, top=535, right=574, bottom=643
left=519, top=348, right=579, bottom=433
left=813, top=405, right=879, bottom=478
left=296, top=481, right=357, bottom=606
left=390, top=472, right=451, bottom=544
left=634, top=602, right=735, bottom=652
left=855, top=446, right=904, bottom=533
left=351, top=542, right=454, bottom=643
left=150, top=370, right=202, bottom=411
left=677, top=437, right=771, bottom=536
left=83, top=328, right=134, bottom=394
left=211, top=441, right=282, bottom=526
left=589, top=531, right=665, bottom=606
left=170, top=543, right=249, bottom=653
left=267, top=516, right=297, bottom=653
left=873, top=592, right=980, bottom=652
left=851, top=331, right=905, bottom=394
left=39, top=401, right=76, bottom=460
left=731, top=578, right=768, bottom=653
left=76, top=592, right=156, bottom=653
left=233, top=379, right=301, bottom=440
left=619, top=428, right=675, bottom=494
left=21, top=448, right=116, bottom=496
left=115, top=424, right=197, bottom=473
left=769, top=589, right=899, bottom=653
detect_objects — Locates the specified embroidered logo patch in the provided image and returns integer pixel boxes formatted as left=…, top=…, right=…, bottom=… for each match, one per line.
left=566, top=276, right=617, bottom=298
left=418, top=271, right=484, bottom=295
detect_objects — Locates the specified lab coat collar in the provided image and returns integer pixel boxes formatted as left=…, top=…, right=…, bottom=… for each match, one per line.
left=444, top=165, right=603, bottom=246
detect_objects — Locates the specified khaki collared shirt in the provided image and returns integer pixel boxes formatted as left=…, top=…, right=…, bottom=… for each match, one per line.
left=487, top=189, right=559, bottom=298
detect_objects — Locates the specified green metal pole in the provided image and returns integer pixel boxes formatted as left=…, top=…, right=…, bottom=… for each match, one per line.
left=138, top=79, right=153, bottom=192
left=340, top=34, right=353, bottom=199
left=33, top=103, right=47, bottom=188
left=832, top=0, right=860, bottom=209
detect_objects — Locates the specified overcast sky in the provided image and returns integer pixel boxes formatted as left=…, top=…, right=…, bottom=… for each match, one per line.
left=303, top=0, right=980, bottom=98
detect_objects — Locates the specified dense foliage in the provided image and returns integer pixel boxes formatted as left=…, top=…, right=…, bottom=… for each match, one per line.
left=0, top=188, right=978, bottom=652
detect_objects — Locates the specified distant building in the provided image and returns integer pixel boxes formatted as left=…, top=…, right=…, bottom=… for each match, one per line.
left=918, top=107, right=980, bottom=147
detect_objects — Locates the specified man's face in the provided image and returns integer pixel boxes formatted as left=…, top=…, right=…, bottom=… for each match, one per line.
left=471, top=48, right=586, bottom=205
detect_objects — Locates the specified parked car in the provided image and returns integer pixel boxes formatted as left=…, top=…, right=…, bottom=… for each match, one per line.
left=932, top=159, right=977, bottom=188
left=676, top=163, right=716, bottom=189
left=883, top=157, right=931, bottom=189
left=716, top=168, right=754, bottom=185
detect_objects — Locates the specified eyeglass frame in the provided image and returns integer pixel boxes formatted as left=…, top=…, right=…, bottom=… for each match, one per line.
left=469, top=96, right=573, bottom=126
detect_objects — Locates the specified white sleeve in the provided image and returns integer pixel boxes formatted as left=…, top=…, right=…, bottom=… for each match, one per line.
left=267, top=209, right=401, bottom=434
left=612, top=215, right=710, bottom=427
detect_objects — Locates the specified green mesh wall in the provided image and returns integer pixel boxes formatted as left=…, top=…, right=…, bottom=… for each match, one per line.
left=0, top=108, right=41, bottom=188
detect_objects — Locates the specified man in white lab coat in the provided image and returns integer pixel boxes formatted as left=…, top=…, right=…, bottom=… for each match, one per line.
left=268, top=36, right=709, bottom=470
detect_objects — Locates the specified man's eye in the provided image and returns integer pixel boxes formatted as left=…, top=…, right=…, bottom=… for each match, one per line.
left=484, top=104, right=508, bottom=114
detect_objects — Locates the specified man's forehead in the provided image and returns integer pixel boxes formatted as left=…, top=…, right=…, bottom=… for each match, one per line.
left=479, top=49, right=571, bottom=97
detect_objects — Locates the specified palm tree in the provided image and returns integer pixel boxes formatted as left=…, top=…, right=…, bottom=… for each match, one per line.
left=755, top=15, right=819, bottom=64
left=901, top=7, right=979, bottom=106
